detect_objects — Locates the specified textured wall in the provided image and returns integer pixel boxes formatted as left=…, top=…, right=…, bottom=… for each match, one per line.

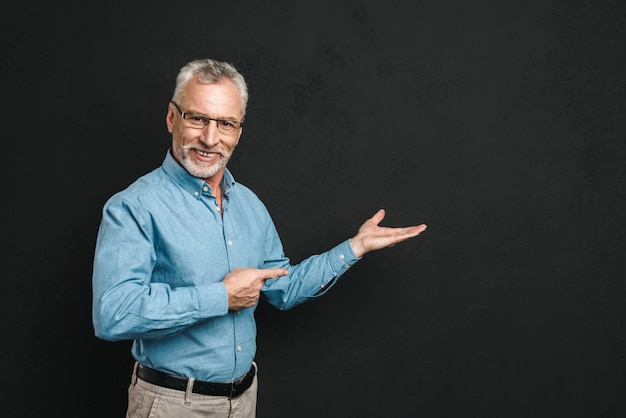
left=2, top=1, right=625, bottom=417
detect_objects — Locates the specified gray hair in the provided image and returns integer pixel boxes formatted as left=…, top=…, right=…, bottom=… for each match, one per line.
left=171, top=58, right=248, bottom=117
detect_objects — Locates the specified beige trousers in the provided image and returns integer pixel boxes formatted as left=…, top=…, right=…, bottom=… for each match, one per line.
left=126, top=362, right=258, bottom=418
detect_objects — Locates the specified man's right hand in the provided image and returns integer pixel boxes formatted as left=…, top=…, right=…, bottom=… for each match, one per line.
left=222, top=267, right=289, bottom=311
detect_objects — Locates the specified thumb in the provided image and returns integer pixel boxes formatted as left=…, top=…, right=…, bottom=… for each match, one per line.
left=370, top=208, right=386, bottom=225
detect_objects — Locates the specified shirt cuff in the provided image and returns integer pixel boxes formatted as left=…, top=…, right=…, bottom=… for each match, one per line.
left=195, top=282, right=229, bottom=318
left=327, top=239, right=361, bottom=276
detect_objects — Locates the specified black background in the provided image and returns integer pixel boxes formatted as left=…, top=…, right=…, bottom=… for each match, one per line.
left=2, top=1, right=625, bottom=417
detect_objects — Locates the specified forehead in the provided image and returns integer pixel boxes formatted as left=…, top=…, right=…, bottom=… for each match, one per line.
left=182, top=77, right=243, bottom=118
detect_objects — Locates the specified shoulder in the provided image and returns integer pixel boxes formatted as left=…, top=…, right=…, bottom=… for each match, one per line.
left=103, top=167, right=170, bottom=209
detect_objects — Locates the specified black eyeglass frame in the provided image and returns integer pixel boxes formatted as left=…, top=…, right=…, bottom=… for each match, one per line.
left=170, top=101, right=244, bottom=134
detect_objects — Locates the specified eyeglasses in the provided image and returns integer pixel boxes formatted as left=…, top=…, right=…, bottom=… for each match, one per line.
left=170, top=101, right=243, bottom=134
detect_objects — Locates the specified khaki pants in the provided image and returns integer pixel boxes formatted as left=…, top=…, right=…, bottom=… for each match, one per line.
left=126, top=363, right=258, bottom=418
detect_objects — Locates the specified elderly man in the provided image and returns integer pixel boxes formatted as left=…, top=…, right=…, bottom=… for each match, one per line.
left=92, top=58, right=427, bottom=418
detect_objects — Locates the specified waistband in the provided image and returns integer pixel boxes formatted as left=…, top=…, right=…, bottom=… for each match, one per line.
left=136, top=363, right=256, bottom=398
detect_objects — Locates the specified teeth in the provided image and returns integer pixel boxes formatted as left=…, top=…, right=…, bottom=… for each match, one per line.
left=197, top=150, right=216, bottom=157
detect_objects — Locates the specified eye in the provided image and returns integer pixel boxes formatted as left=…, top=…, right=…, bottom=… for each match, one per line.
left=218, top=120, right=236, bottom=130
left=188, top=115, right=209, bottom=126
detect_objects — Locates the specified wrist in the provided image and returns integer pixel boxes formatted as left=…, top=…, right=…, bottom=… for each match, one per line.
left=349, top=237, right=365, bottom=258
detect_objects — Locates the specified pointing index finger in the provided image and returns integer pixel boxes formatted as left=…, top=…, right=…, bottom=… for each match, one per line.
left=259, top=268, right=289, bottom=280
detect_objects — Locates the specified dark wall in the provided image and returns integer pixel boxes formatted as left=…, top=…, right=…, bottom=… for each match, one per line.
left=2, top=1, right=625, bottom=417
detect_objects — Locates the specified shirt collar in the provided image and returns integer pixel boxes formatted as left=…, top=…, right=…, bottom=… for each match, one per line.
left=162, top=149, right=236, bottom=198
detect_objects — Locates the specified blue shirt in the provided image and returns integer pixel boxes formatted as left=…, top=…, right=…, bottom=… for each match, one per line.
left=92, top=150, right=360, bottom=383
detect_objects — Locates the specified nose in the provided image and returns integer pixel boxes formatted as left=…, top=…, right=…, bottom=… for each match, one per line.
left=199, top=120, right=221, bottom=147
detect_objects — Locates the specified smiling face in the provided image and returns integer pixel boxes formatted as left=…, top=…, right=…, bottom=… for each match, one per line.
left=166, top=76, right=244, bottom=189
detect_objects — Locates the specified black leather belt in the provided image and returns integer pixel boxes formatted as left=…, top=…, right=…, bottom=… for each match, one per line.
left=136, top=364, right=255, bottom=398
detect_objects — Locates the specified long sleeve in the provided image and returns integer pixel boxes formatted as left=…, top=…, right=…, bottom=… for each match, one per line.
left=92, top=196, right=229, bottom=342
left=261, top=238, right=360, bottom=310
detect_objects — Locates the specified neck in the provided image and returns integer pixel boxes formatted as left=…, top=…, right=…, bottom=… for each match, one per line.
left=204, top=176, right=223, bottom=210
left=204, top=170, right=224, bottom=195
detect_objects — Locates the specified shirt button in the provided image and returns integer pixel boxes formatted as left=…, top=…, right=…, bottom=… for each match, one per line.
left=237, top=345, right=242, bottom=352
left=339, top=254, right=345, bottom=260
left=194, top=192, right=199, bottom=197
left=227, top=240, right=233, bottom=246
left=203, top=186, right=208, bottom=192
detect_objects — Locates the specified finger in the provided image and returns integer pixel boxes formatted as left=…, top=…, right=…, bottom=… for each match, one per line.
left=405, top=224, right=427, bottom=235
left=369, top=208, right=386, bottom=225
left=389, top=224, right=427, bottom=242
left=396, top=224, right=427, bottom=238
left=258, top=268, right=289, bottom=280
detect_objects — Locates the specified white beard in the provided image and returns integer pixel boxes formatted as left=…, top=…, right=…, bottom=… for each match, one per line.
left=175, top=144, right=232, bottom=179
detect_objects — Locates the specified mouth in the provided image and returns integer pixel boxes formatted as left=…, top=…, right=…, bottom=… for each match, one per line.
left=193, top=148, right=221, bottom=161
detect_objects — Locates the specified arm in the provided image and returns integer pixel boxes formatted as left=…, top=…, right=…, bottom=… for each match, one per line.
left=92, top=198, right=227, bottom=341
left=260, top=209, right=426, bottom=310
left=92, top=194, right=291, bottom=341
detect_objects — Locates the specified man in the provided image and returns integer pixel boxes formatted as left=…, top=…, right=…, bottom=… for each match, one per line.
left=92, top=58, right=427, bottom=418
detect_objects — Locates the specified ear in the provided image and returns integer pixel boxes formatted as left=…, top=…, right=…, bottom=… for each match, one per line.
left=165, top=105, right=175, bottom=133
left=235, top=127, right=243, bottom=145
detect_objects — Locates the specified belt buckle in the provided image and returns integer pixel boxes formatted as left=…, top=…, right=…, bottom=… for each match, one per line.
left=228, top=369, right=249, bottom=398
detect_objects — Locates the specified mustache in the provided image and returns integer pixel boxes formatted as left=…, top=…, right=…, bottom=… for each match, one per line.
left=183, top=144, right=228, bottom=156
left=184, top=144, right=218, bottom=151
